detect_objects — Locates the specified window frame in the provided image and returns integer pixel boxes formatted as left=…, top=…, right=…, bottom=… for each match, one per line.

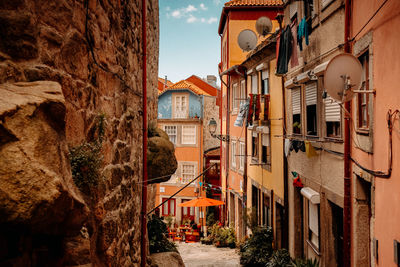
left=251, top=132, right=259, bottom=161
left=162, top=198, right=176, bottom=216
left=324, top=95, right=342, bottom=139
left=173, top=94, right=189, bottom=119
left=240, top=80, right=246, bottom=106
left=239, top=142, right=245, bottom=172
left=307, top=200, right=320, bottom=252
left=181, top=199, right=195, bottom=221
left=261, top=69, right=269, bottom=95
left=305, top=82, right=318, bottom=137
left=231, top=140, right=237, bottom=169
left=164, top=125, right=177, bottom=144
left=357, top=51, right=370, bottom=132
left=261, top=133, right=271, bottom=170
left=251, top=73, right=258, bottom=94
left=182, top=125, right=196, bottom=145
left=232, top=83, right=239, bottom=113
left=181, top=163, right=196, bottom=184
left=292, top=88, right=302, bottom=135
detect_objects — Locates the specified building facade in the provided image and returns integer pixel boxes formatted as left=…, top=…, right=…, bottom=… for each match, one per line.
left=155, top=77, right=219, bottom=227
left=281, top=0, right=346, bottom=265
left=350, top=0, right=400, bottom=266
left=218, top=0, right=283, bottom=241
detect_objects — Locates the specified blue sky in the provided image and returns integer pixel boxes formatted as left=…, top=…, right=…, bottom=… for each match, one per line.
left=159, top=0, right=225, bottom=83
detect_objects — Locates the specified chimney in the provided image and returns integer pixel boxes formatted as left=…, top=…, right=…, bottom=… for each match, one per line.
left=206, top=75, right=217, bottom=87
left=164, top=75, right=168, bottom=89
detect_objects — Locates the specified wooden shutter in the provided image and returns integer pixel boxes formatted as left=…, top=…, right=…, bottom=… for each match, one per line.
left=262, top=134, right=270, bottom=147
left=324, top=96, right=341, bottom=122
left=292, top=88, right=301, bottom=115
left=321, top=0, right=334, bottom=8
left=305, top=82, right=317, bottom=106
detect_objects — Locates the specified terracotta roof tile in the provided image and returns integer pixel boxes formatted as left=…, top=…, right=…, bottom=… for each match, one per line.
left=224, top=0, right=283, bottom=7
left=185, top=75, right=218, bottom=97
left=166, top=80, right=211, bottom=96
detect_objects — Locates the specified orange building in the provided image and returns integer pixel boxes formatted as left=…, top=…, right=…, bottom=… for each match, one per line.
left=155, top=76, right=219, bottom=227
left=350, top=1, right=400, bottom=266
left=217, top=0, right=282, bottom=239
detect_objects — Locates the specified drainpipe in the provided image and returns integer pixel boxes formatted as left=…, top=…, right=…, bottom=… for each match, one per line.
left=343, top=0, right=352, bottom=266
left=140, top=0, right=148, bottom=266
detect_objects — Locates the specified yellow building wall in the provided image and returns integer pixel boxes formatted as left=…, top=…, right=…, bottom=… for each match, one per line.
left=246, top=59, right=284, bottom=208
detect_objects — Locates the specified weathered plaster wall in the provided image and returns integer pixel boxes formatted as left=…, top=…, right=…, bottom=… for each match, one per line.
left=203, top=95, right=220, bottom=152
left=0, top=0, right=159, bottom=266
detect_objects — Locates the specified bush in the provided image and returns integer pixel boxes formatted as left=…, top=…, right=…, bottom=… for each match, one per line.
left=267, top=249, right=292, bottom=267
left=147, top=215, right=177, bottom=254
left=239, top=226, right=274, bottom=267
left=291, top=258, right=320, bottom=267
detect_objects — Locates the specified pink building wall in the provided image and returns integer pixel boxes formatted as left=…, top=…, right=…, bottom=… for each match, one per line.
left=351, top=0, right=400, bottom=266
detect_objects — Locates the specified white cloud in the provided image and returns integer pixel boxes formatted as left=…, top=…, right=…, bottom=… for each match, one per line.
left=187, top=15, right=197, bottom=23
left=213, top=0, right=223, bottom=6
left=185, top=5, right=197, bottom=12
left=200, top=3, right=207, bottom=10
left=171, top=10, right=181, bottom=18
left=201, top=18, right=206, bottom=23
left=207, top=17, right=218, bottom=24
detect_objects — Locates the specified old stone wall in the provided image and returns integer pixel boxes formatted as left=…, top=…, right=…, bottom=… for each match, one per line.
left=203, top=95, right=220, bottom=152
left=0, top=0, right=159, bottom=266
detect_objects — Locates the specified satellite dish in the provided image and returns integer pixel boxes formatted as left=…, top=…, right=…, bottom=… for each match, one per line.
left=237, top=29, right=257, bottom=52
left=255, top=16, right=273, bottom=36
left=324, top=53, right=362, bottom=102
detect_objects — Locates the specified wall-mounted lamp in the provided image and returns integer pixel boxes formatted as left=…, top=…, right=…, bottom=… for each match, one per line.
left=208, top=118, right=230, bottom=142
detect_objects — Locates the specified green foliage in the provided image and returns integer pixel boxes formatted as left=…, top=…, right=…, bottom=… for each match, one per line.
left=239, top=226, right=274, bottom=267
left=267, top=249, right=292, bottom=267
left=206, top=210, right=216, bottom=227
left=214, top=224, right=236, bottom=248
left=69, top=113, right=106, bottom=192
left=147, top=215, right=177, bottom=254
left=164, top=215, right=174, bottom=228
left=291, top=258, right=320, bottom=267
left=243, top=207, right=259, bottom=232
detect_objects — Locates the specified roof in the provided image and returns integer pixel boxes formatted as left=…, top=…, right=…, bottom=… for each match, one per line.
left=204, top=147, right=221, bottom=157
left=160, top=80, right=211, bottom=96
left=157, top=77, right=173, bottom=92
left=185, top=75, right=219, bottom=97
left=218, top=0, right=283, bottom=34
left=224, top=0, right=283, bottom=7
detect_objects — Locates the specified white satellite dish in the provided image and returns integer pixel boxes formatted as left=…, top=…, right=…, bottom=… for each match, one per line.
left=237, top=29, right=257, bottom=52
left=255, top=16, right=273, bottom=36
left=324, top=53, right=363, bottom=102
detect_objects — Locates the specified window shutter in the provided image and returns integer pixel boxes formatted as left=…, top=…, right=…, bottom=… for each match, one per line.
left=252, top=74, right=258, bottom=94
left=305, top=82, right=317, bottom=106
left=324, top=96, right=341, bottom=122
left=262, top=70, right=269, bottom=79
left=309, top=202, right=319, bottom=236
left=321, top=0, right=334, bottom=8
left=292, top=88, right=301, bottom=115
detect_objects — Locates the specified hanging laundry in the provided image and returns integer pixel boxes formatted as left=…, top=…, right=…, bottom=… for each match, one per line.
left=297, top=17, right=309, bottom=51
left=305, top=141, right=317, bottom=158
left=234, top=99, right=249, bottom=127
left=254, top=94, right=261, bottom=121
left=247, top=94, right=254, bottom=126
left=276, top=25, right=293, bottom=75
left=284, top=138, right=291, bottom=157
left=264, top=94, right=270, bottom=121
left=298, top=141, right=306, bottom=152
left=290, top=19, right=299, bottom=68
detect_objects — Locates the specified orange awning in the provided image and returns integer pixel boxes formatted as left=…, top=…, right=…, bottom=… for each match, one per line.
left=179, top=197, right=224, bottom=207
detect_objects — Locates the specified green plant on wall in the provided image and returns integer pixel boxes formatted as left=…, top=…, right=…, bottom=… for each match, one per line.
left=69, top=113, right=106, bottom=192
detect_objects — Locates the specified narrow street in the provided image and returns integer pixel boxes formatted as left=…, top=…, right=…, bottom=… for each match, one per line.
left=177, top=242, right=241, bottom=267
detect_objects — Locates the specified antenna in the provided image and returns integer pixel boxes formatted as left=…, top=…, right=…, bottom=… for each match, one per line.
left=237, top=29, right=257, bottom=52
left=324, top=53, right=363, bottom=102
left=255, top=16, right=273, bottom=36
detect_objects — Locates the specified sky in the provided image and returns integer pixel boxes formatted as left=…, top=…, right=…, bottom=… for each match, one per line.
left=158, top=0, right=225, bottom=84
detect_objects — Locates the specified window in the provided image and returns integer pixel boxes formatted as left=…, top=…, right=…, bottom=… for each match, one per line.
left=240, top=80, right=246, bottom=105
left=304, top=0, right=315, bottom=18
left=324, top=96, right=341, bottom=138
left=262, top=193, right=270, bottom=227
left=181, top=199, right=195, bottom=221
left=173, top=95, right=188, bottom=118
left=182, top=125, right=196, bottom=144
left=239, top=142, right=245, bottom=171
left=164, top=125, right=177, bottom=144
left=251, top=74, right=258, bottom=94
left=292, top=88, right=301, bottom=134
left=308, top=201, right=320, bottom=250
left=162, top=198, right=176, bottom=216
left=261, top=133, right=271, bottom=167
left=305, top=82, right=318, bottom=136
left=358, top=51, right=369, bottom=130
left=261, top=70, right=269, bottom=95
left=251, top=132, right=259, bottom=159
left=231, top=141, right=237, bottom=168
left=182, top=163, right=195, bottom=184
left=232, top=83, right=239, bottom=112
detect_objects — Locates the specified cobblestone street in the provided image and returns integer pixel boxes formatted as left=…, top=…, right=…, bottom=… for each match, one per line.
left=177, top=242, right=241, bottom=267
